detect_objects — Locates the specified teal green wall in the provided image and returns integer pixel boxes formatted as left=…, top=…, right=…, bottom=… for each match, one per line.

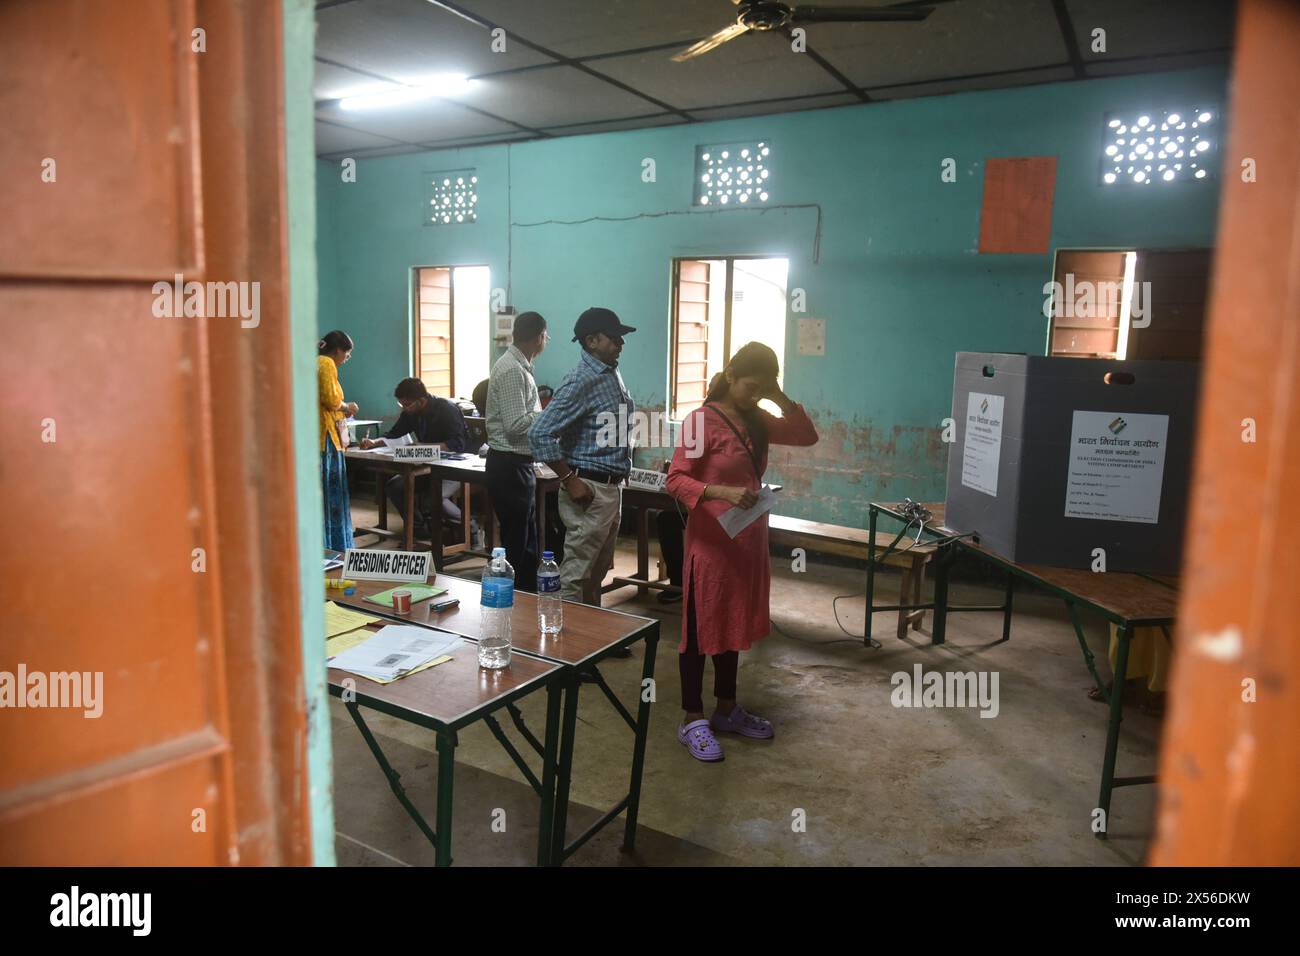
left=285, top=0, right=334, bottom=865
left=317, top=66, right=1225, bottom=524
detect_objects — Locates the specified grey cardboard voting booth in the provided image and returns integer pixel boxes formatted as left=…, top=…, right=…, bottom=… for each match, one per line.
left=944, top=353, right=1200, bottom=574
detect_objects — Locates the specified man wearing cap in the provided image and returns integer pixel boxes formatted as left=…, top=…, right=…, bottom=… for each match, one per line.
left=529, top=307, right=636, bottom=606
left=485, top=311, right=548, bottom=592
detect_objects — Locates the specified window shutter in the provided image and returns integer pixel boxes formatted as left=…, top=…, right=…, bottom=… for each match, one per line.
left=416, top=266, right=453, bottom=397
left=673, top=259, right=712, bottom=419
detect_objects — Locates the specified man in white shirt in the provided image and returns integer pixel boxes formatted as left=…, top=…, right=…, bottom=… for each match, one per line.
left=485, top=311, right=548, bottom=591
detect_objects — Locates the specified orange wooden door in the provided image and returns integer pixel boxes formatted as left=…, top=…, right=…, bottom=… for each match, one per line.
left=0, top=0, right=313, bottom=865
left=1150, top=0, right=1300, bottom=865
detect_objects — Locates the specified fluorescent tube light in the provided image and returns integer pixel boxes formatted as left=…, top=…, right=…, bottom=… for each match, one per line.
left=339, top=75, right=473, bottom=111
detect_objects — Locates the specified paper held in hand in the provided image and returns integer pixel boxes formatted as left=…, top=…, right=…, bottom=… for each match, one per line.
left=716, top=486, right=779, bottom=539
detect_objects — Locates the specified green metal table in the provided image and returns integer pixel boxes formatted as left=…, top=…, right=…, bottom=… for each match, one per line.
left=327, top=571, right=661, bottom=865
left=865, top=501, right=1008, bottom=644
left=866, top=502, right=1179, bottom=838
left=535, top=607, right=661, bottom=866
left=328, top=625, right=566, bottom=866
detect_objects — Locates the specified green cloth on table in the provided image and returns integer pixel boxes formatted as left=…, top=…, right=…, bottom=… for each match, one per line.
left=363, top=583, right=447, bottom=608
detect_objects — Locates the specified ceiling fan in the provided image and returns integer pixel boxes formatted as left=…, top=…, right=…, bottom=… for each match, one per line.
left=672, top=0, right=953, bottom=62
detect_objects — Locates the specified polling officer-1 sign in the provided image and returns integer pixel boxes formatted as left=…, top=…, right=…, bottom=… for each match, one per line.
left=343, top=549, right=433, bottom=582
left=394, top=444, right=441, bottom=462
left=627, top=467, right=667, bottom=491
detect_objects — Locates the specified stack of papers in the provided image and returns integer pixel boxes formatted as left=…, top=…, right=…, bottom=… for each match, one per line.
left=325, top=601, right=381, bottom=638
left=329, top=625, right=465, bottom=683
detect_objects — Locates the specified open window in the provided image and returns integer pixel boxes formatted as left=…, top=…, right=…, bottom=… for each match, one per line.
left=412, top=264, right=491, bottom=398
left=1046, top=248, right=1211, bottom=361
left=669, top=255, right=789, bottom=420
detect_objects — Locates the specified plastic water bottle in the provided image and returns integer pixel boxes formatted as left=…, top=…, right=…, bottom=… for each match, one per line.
left=538, top=551, right=562, bottom=637
left=478, top=548, right=514, bottom=669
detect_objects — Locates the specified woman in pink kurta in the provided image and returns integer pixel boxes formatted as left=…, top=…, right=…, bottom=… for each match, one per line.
left=666, top=343, right=818, bottom=762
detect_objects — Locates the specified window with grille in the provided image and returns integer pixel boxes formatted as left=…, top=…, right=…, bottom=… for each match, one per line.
left=426, top=169, right=478, bottom=225
left=694, top=141, right=771, bottom=207
left=1100, top=109, right=1216, bottom=186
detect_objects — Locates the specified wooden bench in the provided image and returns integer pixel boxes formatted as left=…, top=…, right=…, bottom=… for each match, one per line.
left=769, top=515, right=938, bottom=639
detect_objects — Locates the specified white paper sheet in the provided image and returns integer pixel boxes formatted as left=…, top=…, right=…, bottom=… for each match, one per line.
left=1064, top=410, right=1170, bottom=523
left=716, top=486, right=779, bottom=539
left=329, top=625, right=465, bottom=681
left=381, top=433, right=414, bottom=448
left=960, top=391, right=1004, bottom=497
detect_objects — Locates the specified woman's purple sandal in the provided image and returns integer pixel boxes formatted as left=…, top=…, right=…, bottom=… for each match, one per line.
left=710, top=705, right=774, bottom=739
left=678, top=719, right=724, bottom=762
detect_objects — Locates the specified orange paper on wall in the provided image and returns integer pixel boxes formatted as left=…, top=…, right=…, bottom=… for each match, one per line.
left=978, top=156, right=1058, bottom=254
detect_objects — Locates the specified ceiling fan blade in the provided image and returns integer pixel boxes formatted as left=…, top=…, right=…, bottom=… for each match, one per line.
left=672, top=21, right=750, bottom=62
left=790, top=5, right=933, bottom=22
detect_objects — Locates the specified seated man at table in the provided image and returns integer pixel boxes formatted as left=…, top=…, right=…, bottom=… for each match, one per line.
left=359, top=377, right=469, bottom=538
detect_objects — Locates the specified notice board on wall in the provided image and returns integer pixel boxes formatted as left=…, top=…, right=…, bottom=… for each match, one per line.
left=978, top=156, right=1058, bottom=254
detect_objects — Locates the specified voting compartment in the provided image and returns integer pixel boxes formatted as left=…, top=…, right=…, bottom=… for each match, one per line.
left=944, top=352, right=1200, bottom=574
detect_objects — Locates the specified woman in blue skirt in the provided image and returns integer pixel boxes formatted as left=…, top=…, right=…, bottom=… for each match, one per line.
left=318, top=330, right=358, bottom=551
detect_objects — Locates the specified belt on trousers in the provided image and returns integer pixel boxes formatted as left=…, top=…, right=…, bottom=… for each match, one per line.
left=573, top=467, right=627, bottom=485
left=487, top=448, right=533, bottom=464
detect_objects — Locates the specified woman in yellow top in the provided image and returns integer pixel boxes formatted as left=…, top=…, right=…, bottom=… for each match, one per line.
left=319, top=330, right=358, bottom=550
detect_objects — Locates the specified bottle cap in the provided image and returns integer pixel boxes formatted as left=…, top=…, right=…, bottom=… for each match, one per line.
left=492, top=547, right=505, bottom=557
left=542, top=551, right=554, bottom=560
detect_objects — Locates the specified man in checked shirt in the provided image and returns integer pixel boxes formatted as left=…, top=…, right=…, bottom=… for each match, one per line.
left=529, top=307, right=637, bottom=607
left=485, top=311, right=549, bottom=591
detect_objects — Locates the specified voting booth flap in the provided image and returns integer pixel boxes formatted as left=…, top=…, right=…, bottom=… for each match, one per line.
left=943, top=352, right=1199, bottom=574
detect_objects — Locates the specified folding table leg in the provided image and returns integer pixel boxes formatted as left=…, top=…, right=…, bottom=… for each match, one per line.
left=932, top=547, right=952, bottom=645
left=435, top=730, right=457, bottom=866
left=1067, top=601, right=1108, bottom=700
left=345, top=702, right=439, bottom=852
left=623, top=626, right=660, bottom=852
left=635, top=506, right=650, bottom=596
left=403, top=467, right=416, bottom=552
left=896, top=564, right=914, bottom=640
left=864, top=506, right=878, bottom=644
left=911, top=560, right=924, bottom=631
left=428, top=472, right=444, bottom=568
left=1001, top=573, right=1014, bottom=642
left=537, top=682, right=562, bottom=867
left=1095, top=624, right=1133, bottom=840
left=550, top=670, right=580, bottom=864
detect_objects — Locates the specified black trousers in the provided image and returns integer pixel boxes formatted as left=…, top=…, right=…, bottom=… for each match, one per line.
left=485, top=448, right=538, bottom=592
left=679, top=582, right=738, bottom=713
left=656, top=508, right=687, bottom=586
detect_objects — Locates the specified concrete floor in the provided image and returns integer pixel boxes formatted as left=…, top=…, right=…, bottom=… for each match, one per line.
left=331, top=502, right=1159, bottom=866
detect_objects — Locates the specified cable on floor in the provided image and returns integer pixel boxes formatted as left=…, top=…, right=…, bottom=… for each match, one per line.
left=771, top=610, right=869, bottom=647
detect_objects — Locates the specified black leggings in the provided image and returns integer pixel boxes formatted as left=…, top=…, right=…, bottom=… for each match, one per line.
left=679, top=579, right=738, bottom=713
